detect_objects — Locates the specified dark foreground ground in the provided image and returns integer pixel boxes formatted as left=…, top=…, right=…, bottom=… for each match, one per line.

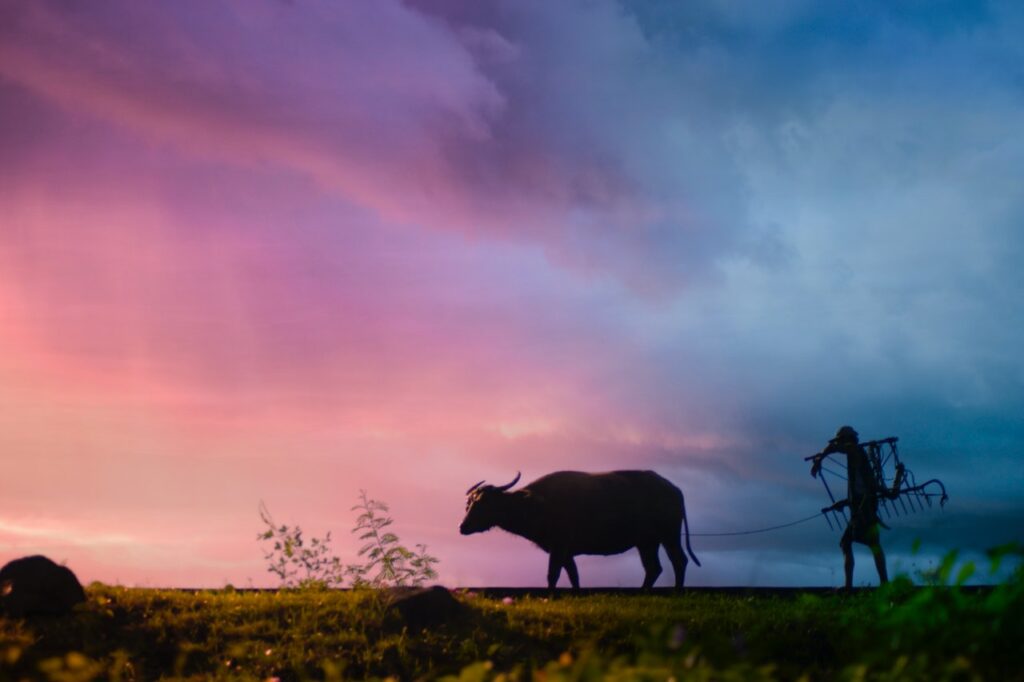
left=1, top=575, right=1021, bottom=681
left=460, top=584, right=997, bottom=598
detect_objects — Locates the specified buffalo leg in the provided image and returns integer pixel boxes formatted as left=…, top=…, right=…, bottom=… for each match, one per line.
left=564, top=556, right=580, bottom=590
left=638, top=544, right=662, bottom=589
left=664, top=539, right=689, bottom=589
left=546, top=553, right=563, bottom=589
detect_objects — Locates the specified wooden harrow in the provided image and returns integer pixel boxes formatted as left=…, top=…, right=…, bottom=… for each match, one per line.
left=805, top=436, right=949, bottom=531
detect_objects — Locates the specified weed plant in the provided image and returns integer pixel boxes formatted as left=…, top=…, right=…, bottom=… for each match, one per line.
left=258, top=491, right=438, bottom=590
left=345, top=491, right=439, bottom=589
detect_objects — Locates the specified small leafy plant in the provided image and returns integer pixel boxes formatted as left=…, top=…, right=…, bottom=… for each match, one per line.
left=258, top=492, right=439, bottom=589
left=257, top=502, right=346, bottom=588
left=346, top=490, right=439, bottom=588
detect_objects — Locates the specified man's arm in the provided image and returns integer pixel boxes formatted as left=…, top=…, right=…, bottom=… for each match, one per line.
left=807, top=440, right=844, bottom=478
left=821, top=499, right=849, bottom=514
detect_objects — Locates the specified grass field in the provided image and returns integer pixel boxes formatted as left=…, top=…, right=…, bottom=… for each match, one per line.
left=1, top=556, right=1021, bottom=681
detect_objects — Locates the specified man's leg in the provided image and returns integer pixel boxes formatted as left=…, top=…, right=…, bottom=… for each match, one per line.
left=840, top=527, right=854, bottom=589
left=868, top=526, right=888, bottom=585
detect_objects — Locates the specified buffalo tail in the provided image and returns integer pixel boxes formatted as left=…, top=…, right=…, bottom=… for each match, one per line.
left=681, top=494, right=701, bottom=567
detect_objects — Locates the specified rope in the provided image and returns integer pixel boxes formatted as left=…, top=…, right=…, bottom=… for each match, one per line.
left=689, top=512, right=825, bottom=537
left=821, top=465, right=847, bottom=479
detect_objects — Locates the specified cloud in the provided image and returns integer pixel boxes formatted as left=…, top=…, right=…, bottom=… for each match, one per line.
left=3, top=1, right=1024, bottom=297
left=0, top=518, right=137, bottom=549
left=0, top=2, right=500, bottom=226
left=0, top=0, right=761, bottom=294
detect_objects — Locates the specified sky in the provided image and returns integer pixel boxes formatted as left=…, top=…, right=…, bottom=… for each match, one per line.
left=1, top=0, right=1022, bottom=588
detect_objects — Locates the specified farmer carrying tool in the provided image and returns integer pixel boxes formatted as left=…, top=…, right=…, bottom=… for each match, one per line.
left=809, top=425, right=889, bottom=589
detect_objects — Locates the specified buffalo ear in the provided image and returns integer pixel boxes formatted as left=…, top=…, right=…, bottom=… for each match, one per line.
left=516, top=489, right=538, bottom=504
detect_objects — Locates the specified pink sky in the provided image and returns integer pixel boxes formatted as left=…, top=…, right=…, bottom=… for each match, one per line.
left=0, top=1, right=724, bottom=586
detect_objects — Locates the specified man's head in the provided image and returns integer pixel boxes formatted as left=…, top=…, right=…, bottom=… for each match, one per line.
left=834, top=425, right=859, bottom=444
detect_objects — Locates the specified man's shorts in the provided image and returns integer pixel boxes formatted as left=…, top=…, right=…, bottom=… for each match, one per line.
left=842, top=494, right=881, bottom=546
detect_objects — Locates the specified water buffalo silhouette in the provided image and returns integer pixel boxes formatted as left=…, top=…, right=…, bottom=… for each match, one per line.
left=460, top=470, right=699, bottom=589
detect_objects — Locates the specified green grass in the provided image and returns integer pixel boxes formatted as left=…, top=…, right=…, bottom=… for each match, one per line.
left=2, top=565, right=1022, bottom=681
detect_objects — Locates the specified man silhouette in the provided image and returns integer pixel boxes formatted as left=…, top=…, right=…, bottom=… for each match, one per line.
left=809, top=425, right=888, bottom=589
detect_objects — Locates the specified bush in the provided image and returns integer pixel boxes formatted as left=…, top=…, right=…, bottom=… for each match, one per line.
left=345, top=490, right=439, bottom=588
left=257, top=491, right=439, bottom=589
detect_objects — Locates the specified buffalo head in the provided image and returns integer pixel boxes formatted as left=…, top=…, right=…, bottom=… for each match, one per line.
left=459, top=472, right=521, bottom=535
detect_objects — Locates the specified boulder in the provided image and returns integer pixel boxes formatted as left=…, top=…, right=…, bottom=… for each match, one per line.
left=386, top=585, right=464, bottom=629
left=0, top=555, right=86, bottom=617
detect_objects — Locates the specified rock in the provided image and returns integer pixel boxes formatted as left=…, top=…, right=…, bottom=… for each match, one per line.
left=0, top=555, right=86, bottom=617
left=386, top=586, right=464, bottom=629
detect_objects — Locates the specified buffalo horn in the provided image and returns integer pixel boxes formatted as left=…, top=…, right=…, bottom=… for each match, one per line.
left=466, top=480, right=486, bottom=495
left=495, top=471, right=521, bottom=492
